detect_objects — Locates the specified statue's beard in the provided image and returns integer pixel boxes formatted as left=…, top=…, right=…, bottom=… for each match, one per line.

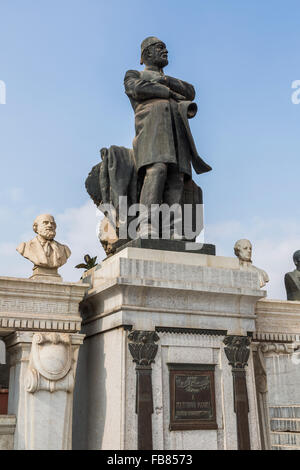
left=152, top=57, right=168, bottom=68
left=240, top=254, right=252, bottom=263
left=39, top=229, right=56, bottom=240
left=158, top=57, right=168, bottom=68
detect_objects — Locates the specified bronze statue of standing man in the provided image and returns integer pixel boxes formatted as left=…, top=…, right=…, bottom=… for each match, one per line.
left=124, top=36, right=211, bottom=236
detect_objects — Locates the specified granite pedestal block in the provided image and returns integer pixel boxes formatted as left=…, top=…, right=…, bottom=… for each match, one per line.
left=112, top=238, right=216, bottom=257
left=73, top=247, right=265, bottom=450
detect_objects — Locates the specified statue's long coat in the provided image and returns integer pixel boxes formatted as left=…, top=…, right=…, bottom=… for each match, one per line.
left=124, top=69, right=211, bottom=176
left=16, top=238, right=71, bottom=268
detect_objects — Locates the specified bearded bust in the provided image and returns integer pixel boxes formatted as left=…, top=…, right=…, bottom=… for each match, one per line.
left=16, top=214, right=71, bottom=272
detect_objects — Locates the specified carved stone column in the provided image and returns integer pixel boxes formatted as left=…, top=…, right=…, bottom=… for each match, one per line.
left=223, top=335, right=251, bottom=450
left=128, top=330, right=159, bottom=450
left=5, top=331, right=84, bottom=450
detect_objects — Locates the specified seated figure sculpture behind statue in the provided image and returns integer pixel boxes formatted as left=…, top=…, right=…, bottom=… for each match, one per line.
left=85, top=37, right=212, bottom=256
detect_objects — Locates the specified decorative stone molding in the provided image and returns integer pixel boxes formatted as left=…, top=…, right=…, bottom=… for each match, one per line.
left=258, top=342, right=294, bottom=356
left=253, top=341, right=296, bottom=395
left=255, top=298, right=300, bottom=335
left=0, top=277, right=87, bottom=336
left=158, top=331, right=224, bottom=350
left=0, top=277, right=87, bottom=332
left=253, top=332, right=297, bottom=343
left=128, top=330, right=159, bottom=367
left=155, top=326, right=227, bottom=336
left=25, top=332, right=76, bottom=393
left=253, top=341, right=295, bottom=396
left=0, top=316, right=81, bottom=333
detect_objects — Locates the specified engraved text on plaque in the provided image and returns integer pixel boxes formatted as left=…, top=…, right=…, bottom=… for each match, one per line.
left=168, top=364, right=217, bottom=431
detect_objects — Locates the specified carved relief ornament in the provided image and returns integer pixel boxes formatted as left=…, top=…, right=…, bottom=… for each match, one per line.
left=223, top=335, right=251, bottom=369
left=128, top=331, right=159, bottom=367
left=25, top=333, right=74, bottom=393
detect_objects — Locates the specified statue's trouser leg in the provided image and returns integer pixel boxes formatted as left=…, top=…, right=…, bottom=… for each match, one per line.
left=163, top=166, right=185, bottom=238
left=139, top=163, right=167, bottom=236
left=140, top=163, right=168, bottom=205
left=163, top=166, right=184, bottom=206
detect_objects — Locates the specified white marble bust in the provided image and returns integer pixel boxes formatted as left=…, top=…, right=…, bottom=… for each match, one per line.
left=17, top=214, right=71, bottom=280
left=234, top=239, right=269, bottom=288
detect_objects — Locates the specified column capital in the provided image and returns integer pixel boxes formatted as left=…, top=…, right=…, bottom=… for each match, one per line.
left=223, top=335, right=251, bottom=369
left=128, top=330, right=160, bottom=368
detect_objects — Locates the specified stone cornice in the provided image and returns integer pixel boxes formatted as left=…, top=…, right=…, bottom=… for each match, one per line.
left=255, top=298, right=300, bottom=336
left=256, top=298, right=300, bottom=315
left=253, top=332, right=298, bottom=343
left=0, top=315, right=82, bottom=334
left=0, top=277, right=88, bottom=334
left=0, top=277, right=87, bottom=303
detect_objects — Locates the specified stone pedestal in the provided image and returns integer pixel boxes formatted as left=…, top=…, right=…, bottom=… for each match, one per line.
left=73, top=247, right=265, bottom=450
left=30, top=266, right=62, bottom=282
left=0, top=276, right=87, bottom=450
left=6, top=331, right=84, bottom=450
left=253, top=299, right=300, bottom=450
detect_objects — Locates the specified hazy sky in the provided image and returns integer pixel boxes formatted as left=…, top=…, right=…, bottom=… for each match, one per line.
left=0, top=0, right=300, bottom=298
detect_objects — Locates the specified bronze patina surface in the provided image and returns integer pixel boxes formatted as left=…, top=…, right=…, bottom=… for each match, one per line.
left=168, top=364, right=217, bottom=431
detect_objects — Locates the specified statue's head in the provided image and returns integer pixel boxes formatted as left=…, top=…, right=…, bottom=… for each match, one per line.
left=293, top=250, right=300, bottom=270
left=33, top=214, right=56, bottom=241
left=140, top=36, right=168, bottom=68
left=234, top=239, right=252, bottom=263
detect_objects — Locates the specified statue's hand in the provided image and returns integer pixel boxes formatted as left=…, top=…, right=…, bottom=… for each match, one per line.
left=170, top=90, right=186, bottom=102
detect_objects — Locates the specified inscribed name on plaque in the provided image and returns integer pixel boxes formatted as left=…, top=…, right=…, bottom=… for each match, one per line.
left=169, top=366, right=217, bottom=431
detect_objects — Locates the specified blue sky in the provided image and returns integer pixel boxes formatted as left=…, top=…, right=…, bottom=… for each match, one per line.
left=0, top=0, right=300, bottom=298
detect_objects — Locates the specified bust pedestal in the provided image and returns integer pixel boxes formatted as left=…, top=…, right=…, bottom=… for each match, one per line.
left=0, top=276, right=87, bottom=450
left=30, top=266, right=62, bottom=282
left=5, top=331, right=84, bottom=450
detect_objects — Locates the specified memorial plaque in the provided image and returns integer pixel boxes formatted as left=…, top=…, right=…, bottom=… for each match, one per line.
left=168, top=364, right=217, bottom=431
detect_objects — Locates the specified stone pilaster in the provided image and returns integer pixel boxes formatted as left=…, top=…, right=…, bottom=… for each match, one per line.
left=128, top=330, right=159, bottom=450
left=5, top=331, right=84, bottom=450
left=223, top=335, right=251, bottom=450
